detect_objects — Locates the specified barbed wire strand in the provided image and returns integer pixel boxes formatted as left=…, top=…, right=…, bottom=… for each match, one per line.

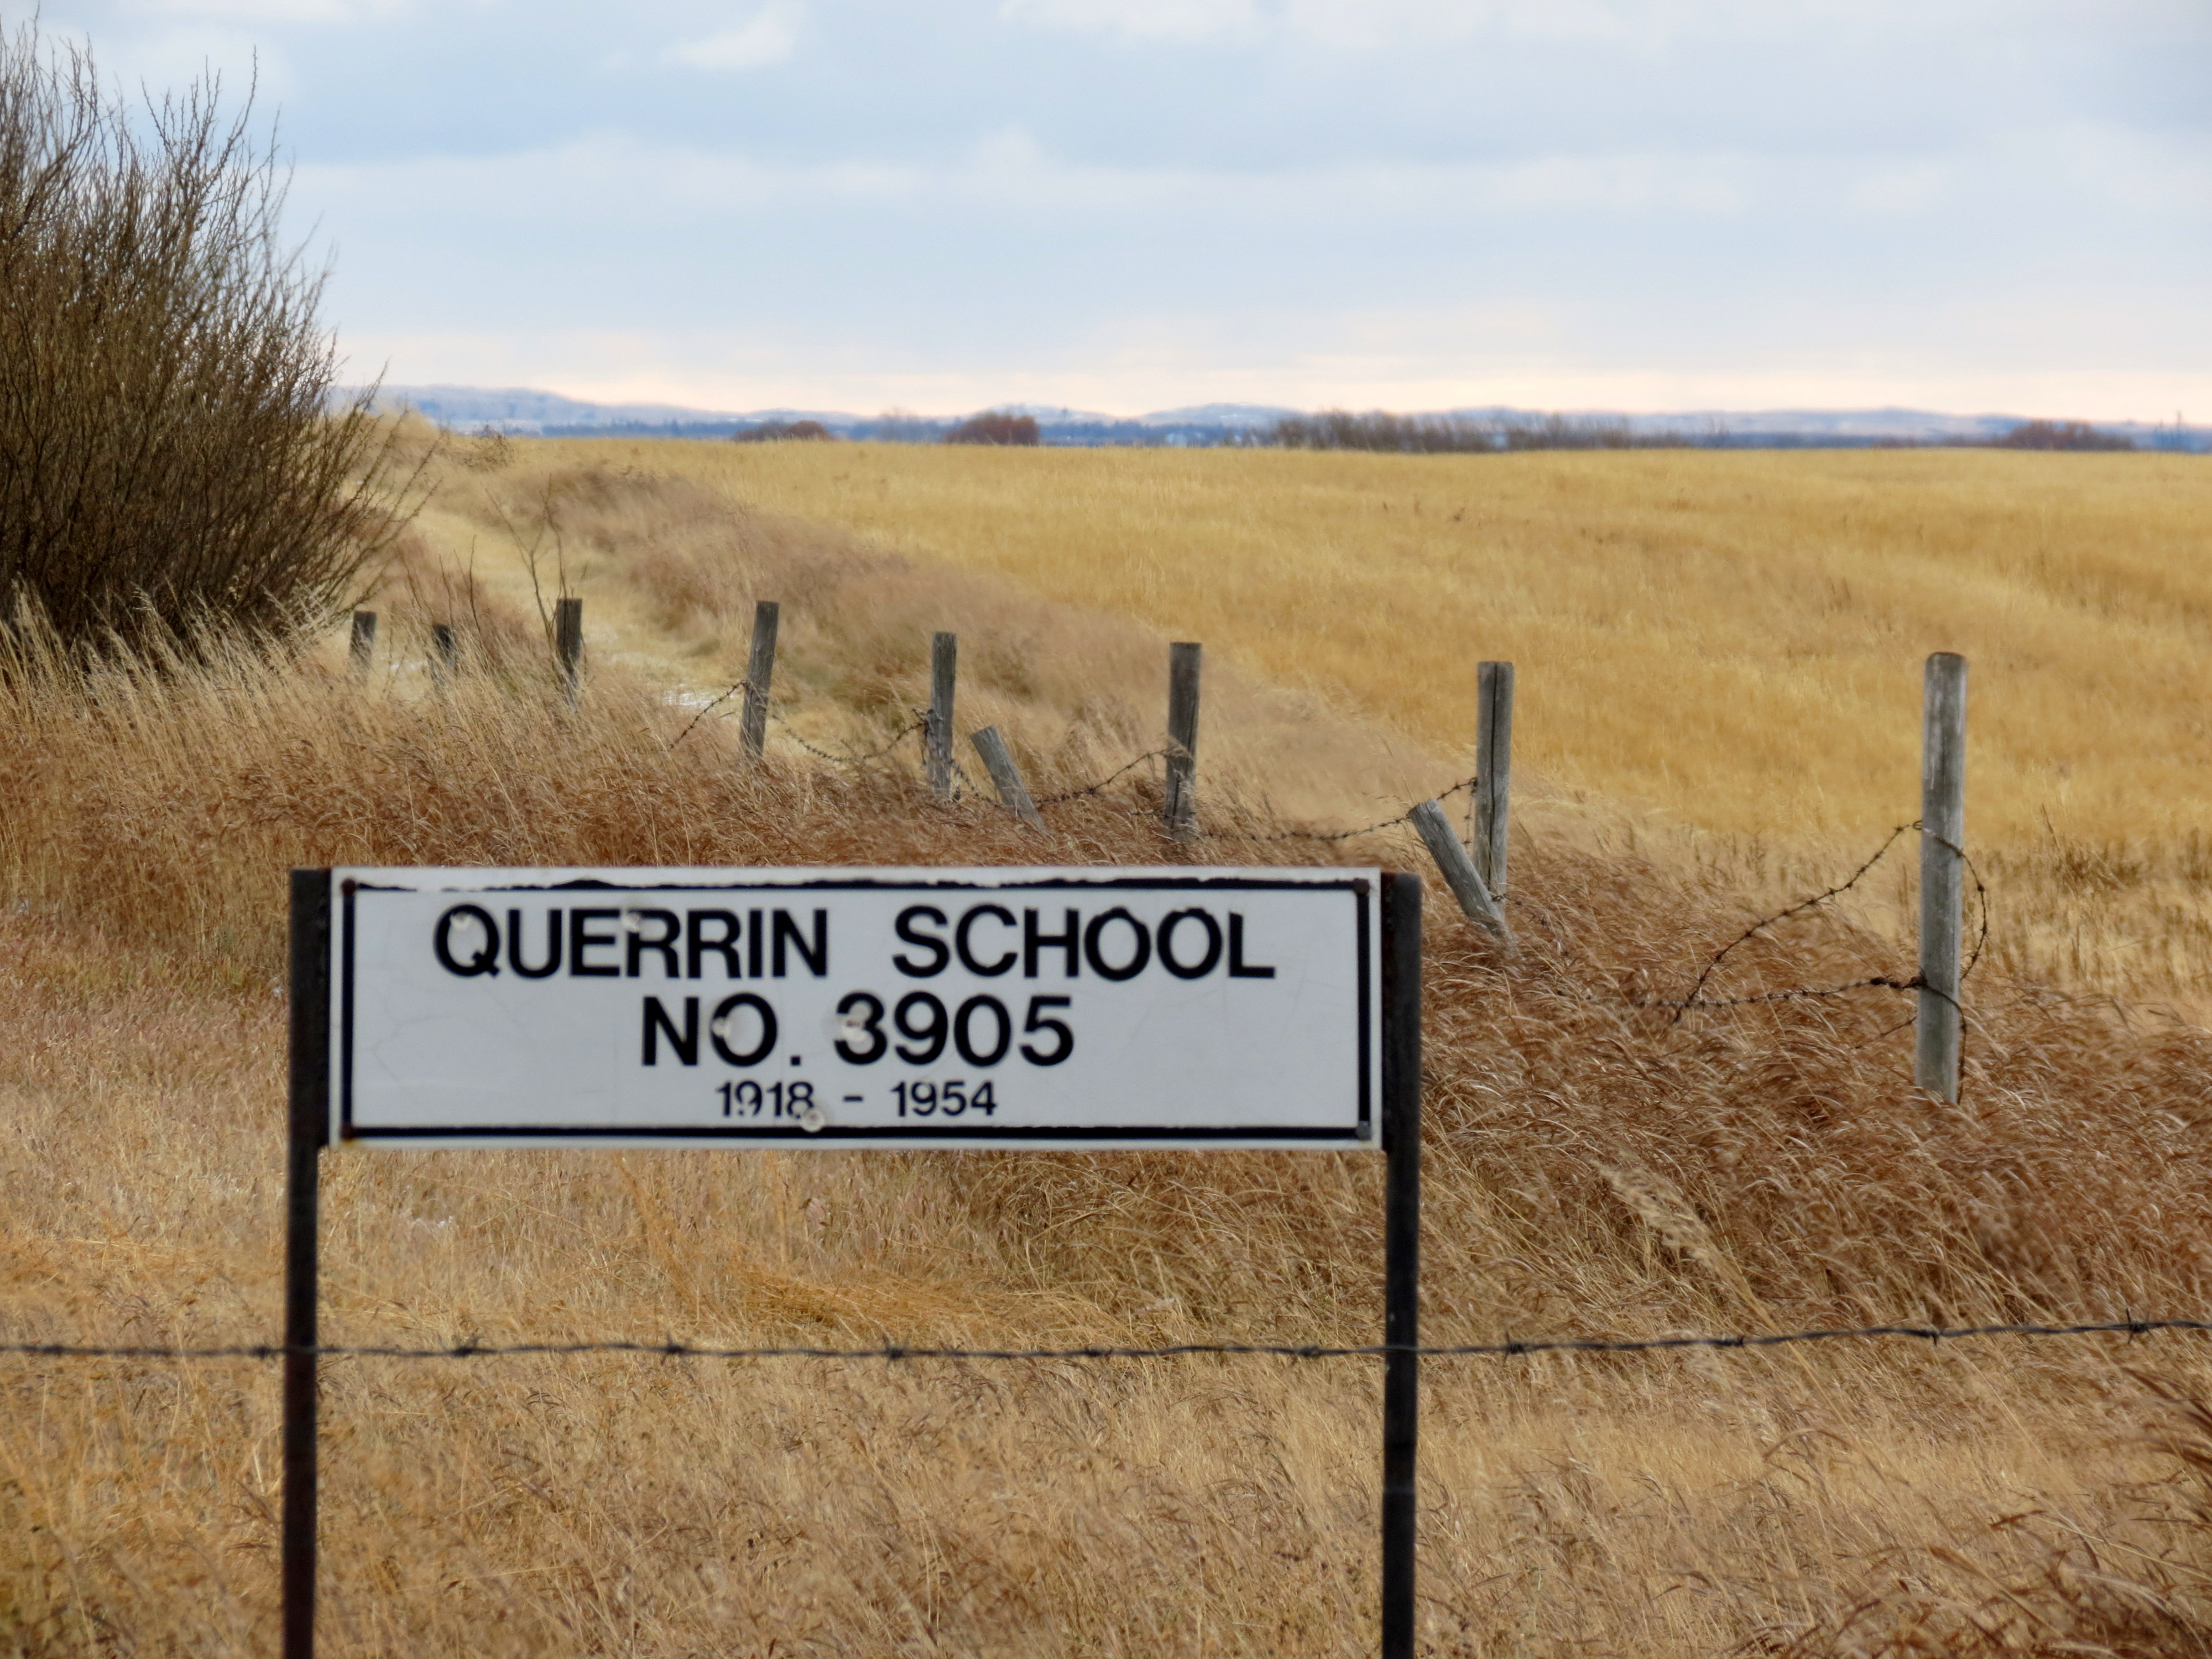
left=1652, top=823, right=1992, bottom=1024
left=950, top=750, right=994, bottom=804
left=665, top=680, right=750, bottom=751
left=769, top=710, right=928, bottom=768
left=1667, top=822, right=1919, bottom=1022
left=4, top=1317, right=2205, bottom=1365
left=1220, top=774, right=1482, bottom=846
left=666, top=681, right=927, bottom=765
left=1034, top=748, right=1172, bottom=807
left=1641, top=972, right=1924, bottom=1014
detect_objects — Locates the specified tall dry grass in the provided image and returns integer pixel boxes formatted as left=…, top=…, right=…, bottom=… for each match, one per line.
left=372, top=433, right=1455, bottom=834
left=482, top=438, right=2212, bottom=1005
left=9, top=597, right=2212, bottom=1653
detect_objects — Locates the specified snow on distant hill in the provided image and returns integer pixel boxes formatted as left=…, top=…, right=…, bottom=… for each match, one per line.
left=356, top=387, right=2208, bottom=451
left=1135, top=404, right=1300, bottom=427
left=369, top=386, right=850, bottom=434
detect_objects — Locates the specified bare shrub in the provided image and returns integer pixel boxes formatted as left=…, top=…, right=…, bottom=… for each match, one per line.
left=947, top=411, right=1041, bottom=446
left=731, top=419, right=837, bottom=443
left=1997, top=419, right=2136, bottom=452
left=0, top=22, right=407, bottom=653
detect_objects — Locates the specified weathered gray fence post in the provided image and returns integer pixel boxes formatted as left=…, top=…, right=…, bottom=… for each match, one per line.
left=970, top=727, right=1044, bottom=830
left=348, top=611, right=377, bottom=681
left=1473, top=661, right=1514, bottom=896
left=739, top=601, right=779, bottom=761
left=926, top=632, right=958, bottom=797
left=1410, top=799, right=1514, bottom=954
left=1917, top=652, right=1968, bottom=1101
left=1165, top=641, right=1201, bottom=836
left=429, top=624, right=457, bottom=686
left=554, top=596, right=583, bottom=702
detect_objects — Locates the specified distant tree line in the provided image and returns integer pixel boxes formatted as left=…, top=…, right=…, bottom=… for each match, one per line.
left=1262, top=410, right=2145, bottom=455
left=1989, top=420, right=2135, bottom=452
left=1265, top=410, right=1689, bottom=453
left=729, top=419, right=835, bottom=443
left=675, top=408, right=2155, bottom=454
left=720, top=410, right=1046, bottom=446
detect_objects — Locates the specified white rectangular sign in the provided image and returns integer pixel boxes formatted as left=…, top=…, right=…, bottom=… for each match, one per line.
left=327, top=867, right=1382, bottom=1150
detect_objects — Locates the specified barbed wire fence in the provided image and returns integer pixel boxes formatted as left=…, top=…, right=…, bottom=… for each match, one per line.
left=0, top=758, right=2098, bottom=1377
left=405, top=606, right=1991, bottom=1053
left=0, top=708, right=2070, bottom=1374
left=660, top=661, right=1993, bottom=1032
left=8, top=1318, right=2209, bottom=1367
left=20, top=625, right=2178, bottom=1657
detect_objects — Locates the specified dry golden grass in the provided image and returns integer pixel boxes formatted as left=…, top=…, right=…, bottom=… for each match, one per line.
left=9, top=548, right=2212, bottom=1655
left=460, top=437, right=2212, bottom=1005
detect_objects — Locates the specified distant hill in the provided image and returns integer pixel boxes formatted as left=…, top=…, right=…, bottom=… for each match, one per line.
left=363, top=386, right=2210, bottom=453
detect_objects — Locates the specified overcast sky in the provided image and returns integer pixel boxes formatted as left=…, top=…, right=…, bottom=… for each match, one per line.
left=35, top=0, right=2212, bottom=418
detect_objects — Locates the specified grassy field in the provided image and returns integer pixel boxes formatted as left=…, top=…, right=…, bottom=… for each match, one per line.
left=456, top=438, right=2212, bottom=1001
left=9, top=437, right=2212, bottom=1656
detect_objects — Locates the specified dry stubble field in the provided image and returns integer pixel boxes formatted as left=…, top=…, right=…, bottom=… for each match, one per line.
left=6, top=435, right=2212, bottom=1657
left=517, top=438, right=2212, bottom=1001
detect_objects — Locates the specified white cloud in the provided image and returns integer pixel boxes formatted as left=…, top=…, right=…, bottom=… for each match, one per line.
left=1006, top=0, right=2031, bottom=51
left=1477, top=153, right=1747, bottom=213
left=297, top=128, right=1777, bottom=226
left=998, top=0, right=1261, bottom=43
left=2043, top=122, right=2212, bottom=215
left=669, top=4, right=803, bottom=70
left=123, top=0, right=422, bottom=19
left=1847, top=163, right=1950, bottom=216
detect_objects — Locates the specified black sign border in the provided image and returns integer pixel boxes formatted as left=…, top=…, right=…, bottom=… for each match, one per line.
left=336, top=871, right=1376, bottom=1149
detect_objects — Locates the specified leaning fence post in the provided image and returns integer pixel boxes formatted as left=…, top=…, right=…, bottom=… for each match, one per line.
left=348, top=611, right=377, bottom=681
left=1473, top=661, right=1514, bottom=896
left=554, top=596, right=583, bottom=702
left=1410, top=799, right=1514, bottom=954
left=1165, top=641, right=1201, bottom=836
left=970, top=727, right=1044, bottom=829
left=926, top=632, right=957, bottom=797
left=429, top=624, right=457, bottom=686
left=1917, top=653, right=1968, bottom=1101
left=739, top=601, right=779, bottom=761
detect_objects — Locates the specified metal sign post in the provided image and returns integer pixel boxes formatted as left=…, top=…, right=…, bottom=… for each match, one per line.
left=280, top=865, right=1420, bottom=1656
left=1380, top=870, right=1422, bottom=1659
left=283, top=871, right=330, bottom=1659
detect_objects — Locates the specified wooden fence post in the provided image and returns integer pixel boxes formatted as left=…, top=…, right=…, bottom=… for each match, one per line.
left=1165, top=642, right=1201, bottom=836
left=1917, top=653, right=1968, bottom=1101
left=1409, top=799, right=1514, bottom=953
left=970, top=727, right=1044, bottom=830
left=926, top=633, right=957, bottom=798
left=554, top=597, right=583, bottom=702
left=1473, top=661, right=1514, bottom=896
left=740, top=601, right=779, bottom=761
left=430, top=624, right=457, bottom=685
left=348, top=611, right=377, bottom=681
